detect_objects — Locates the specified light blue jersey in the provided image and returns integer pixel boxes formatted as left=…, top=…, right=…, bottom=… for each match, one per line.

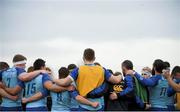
left=0, top=67, right=25, bottom=107
left=24, top=73, right=49, bottom=108
left=149, top=75, right=174, bottom=108
left=51, top=90, right=71, bottom=111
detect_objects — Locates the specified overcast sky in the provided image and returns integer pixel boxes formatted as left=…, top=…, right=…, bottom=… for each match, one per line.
left=0, top=0, right=180, bottom=77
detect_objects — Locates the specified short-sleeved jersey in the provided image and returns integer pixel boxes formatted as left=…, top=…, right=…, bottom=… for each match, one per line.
left=0, top=67, right=25, bottom=107
left=50, top=90, right=71, bottom=111
left=24, top=73, right=49, bottom=108
left=149, top=75, right=174, bottom=108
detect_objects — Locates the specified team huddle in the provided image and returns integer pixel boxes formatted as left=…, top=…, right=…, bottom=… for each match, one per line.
left=0, top=48, right=180, bottom=111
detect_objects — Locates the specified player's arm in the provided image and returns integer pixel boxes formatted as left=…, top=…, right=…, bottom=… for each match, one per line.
left=163, top=71, right=180, bottom=92
left=18, top=70, right=47, bottom=82
left=104, top=68, right=121, bottom=84
left=133, top=72, right=160, bottom=87
left=4, top=85, right=22, bottom=95
left=76, top=95, right=99, bottom=108
left=44, top=80, right=71, bottom=92
left=3, top=81, right=24, bottom=95
left=43, top=74, right=72, bottom=92
left=53, top=77, right=73, bottom=87
left=87, top=82, right=108, bottom=98
left=2, top=68, right=24, bottom=95
left=167, top=85, right=176, bottom=97
left=54, top=68, right=79, bottom=86
left=22, top=92, right=44, bottom=104
left=117, top=75, right=133, bottom=96
left=110, top=75, right=136, bottom=101
left=167, top=77, right=180, bottom=92
left=0, top=73, right=18, bottom=100
left=70, top=90, right=99, bottom=108
left=110, top=75, right=134, bottom=100
left=0, top=88, right=18, bottom=101
left=22, top=87, right=49, bottom=104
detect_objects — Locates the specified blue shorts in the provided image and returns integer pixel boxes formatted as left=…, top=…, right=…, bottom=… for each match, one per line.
left=0, top=106, right=22, bottom=111
left=26, top=106, right=48, bottom=111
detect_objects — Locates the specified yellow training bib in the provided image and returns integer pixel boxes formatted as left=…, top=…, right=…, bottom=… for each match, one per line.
left=76, top=65, right=104, bottom=97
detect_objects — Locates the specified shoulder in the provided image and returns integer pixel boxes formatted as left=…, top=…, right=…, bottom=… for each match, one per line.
left=42, top=73, right=52, bottom=81
left=15, top=67, right=26, bottom=75
left=152, top=75, right=162, bottom=80
left=15, top=67, right=24, bottom=71
left=69, top=68, right=79, bottom=80
left=102, top=67, right=108, bottom=72
left=41, top=73, right=50, bottom=79
left=125, top=75, right=133, bottom=79
left=124, top=75, right=133, bottom=81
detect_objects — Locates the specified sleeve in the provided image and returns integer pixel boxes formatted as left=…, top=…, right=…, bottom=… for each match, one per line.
left=17, top=81, right=25, bottom=88
left=87, top=82, right=109, bottom=98
left=103, top=68, right=112, bottom=81
left=70, top=68, right=79, bottom=81
left=41, top=88, right=49, bottom=97
left=42, top=74, right=52, bottom=84
left=175, top=79, right=180, bottom=84
left=118, top=75, right=134, bottom=96
left=16, top=68, right=26, bottom=88
left=69, top=89, right=79, bottom=99
left=16, top=68, right=26, bottom=76
left=134, top=72, right=161, bottom=87
left=167, top=86, right=176, bottom=97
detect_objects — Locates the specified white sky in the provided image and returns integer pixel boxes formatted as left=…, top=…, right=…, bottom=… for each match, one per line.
left=0, top=0, right=180, bottom=77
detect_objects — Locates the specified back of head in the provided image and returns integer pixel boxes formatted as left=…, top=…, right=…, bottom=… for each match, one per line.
left=164, top=61, right=170, bottom=69
left=46, top=67, right=52, bottom=75
left=27, top=66, right=34, bottom=73
left=114, top=72, right=122, bottom=76
left=58, top=67, right=69, bottom=79
left=83, top=48, right=95, bottom=61
left=46, top=67, right=52, bottom=72
left=142, top=67, right=152, bottom=73
left=142, top=67, right=152, bottom=77
left=13, top=54, right=27, bottom=65
left=122, top=60, right=133, bottom=70
left=153, top=59, right=165, bottom=74
left=33, top=59, right=46, bottom=70
left=171, top=66, right=180, bottom=77
left=0, top=62, right=9, bottom=71
left=68, top=64, right=77, bottom=71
